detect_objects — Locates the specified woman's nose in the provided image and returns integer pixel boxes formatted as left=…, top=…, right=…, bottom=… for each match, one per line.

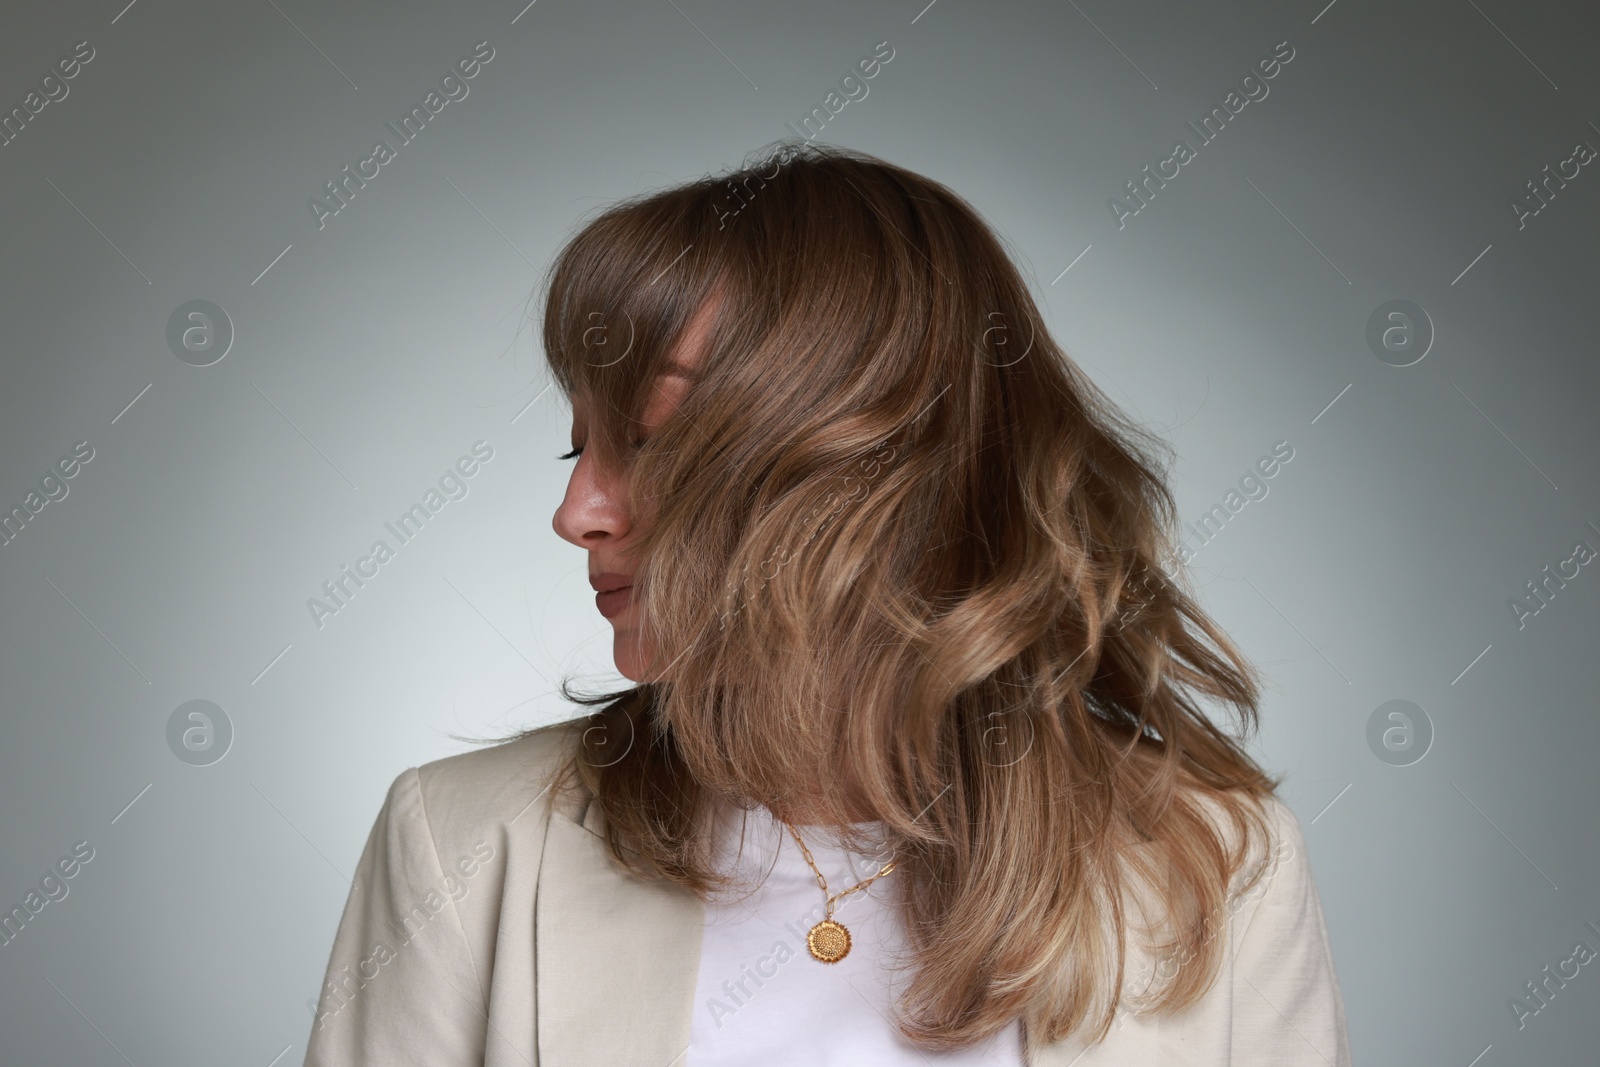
left=552, top=453, right=631, bottom=548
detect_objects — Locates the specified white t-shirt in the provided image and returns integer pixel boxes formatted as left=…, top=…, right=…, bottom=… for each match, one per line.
left=686, top=800, right=1024, bottom=1066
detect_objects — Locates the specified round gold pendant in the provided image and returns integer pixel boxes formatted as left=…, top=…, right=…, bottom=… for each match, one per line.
left=806, top=919, right=852, bottom=963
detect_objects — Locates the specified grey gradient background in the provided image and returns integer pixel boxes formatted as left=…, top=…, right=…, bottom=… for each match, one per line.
left=2, top=0, right=1597, bottom=1063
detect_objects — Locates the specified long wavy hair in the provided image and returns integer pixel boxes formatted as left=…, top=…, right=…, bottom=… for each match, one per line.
left=517, top=141, right=1281, bottom=1051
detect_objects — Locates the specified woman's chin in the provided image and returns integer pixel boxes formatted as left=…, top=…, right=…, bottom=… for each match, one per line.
left=612, top=629, right=652, bottom=682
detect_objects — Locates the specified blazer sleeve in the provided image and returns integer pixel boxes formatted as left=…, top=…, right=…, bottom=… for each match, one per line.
left=1228, top=798, right=1353, bottom=1066
left=302, top=767, right=488, bottom=1067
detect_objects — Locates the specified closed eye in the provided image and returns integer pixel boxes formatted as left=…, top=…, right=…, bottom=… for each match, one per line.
left=557, top=438, right=645, bottom=461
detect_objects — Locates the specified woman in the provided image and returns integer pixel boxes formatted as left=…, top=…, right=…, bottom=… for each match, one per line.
left=302, top=142, right=1351, bottom=1066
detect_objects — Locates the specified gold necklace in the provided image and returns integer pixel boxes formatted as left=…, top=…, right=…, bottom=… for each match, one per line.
left=782, top=821, right=897, bottom=963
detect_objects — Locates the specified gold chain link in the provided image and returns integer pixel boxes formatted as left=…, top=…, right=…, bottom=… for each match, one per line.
left=783, top=822, right=897, bottom=919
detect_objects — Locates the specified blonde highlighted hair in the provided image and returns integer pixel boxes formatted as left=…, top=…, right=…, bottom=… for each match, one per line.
left=519, top=141, right=1281, bottom=1051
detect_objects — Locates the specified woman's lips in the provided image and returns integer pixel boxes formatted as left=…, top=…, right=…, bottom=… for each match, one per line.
left=596, top=586, right=633, bottom=618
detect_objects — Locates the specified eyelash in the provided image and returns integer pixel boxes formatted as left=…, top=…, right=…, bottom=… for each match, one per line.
left=557, top=438, right=645, bottom=461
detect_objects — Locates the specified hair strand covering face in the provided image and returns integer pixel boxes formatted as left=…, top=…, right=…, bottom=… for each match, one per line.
left=522, top=140, right=1280, bottom=1052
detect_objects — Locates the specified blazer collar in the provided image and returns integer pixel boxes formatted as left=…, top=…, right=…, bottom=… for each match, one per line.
left=535, top=795, right=706, bottom=1066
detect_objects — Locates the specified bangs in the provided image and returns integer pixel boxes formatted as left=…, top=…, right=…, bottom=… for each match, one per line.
left=539, top=179, right=743, bottom=462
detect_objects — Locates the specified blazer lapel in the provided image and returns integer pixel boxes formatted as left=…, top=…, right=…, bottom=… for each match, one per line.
left=536, top=798, right=706, bottom=1065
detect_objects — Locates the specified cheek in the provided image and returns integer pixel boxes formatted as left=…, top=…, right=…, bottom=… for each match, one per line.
left=629, top=482, right=655, bottom=520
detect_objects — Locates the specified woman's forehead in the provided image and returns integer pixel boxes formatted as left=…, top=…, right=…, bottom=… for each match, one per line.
left=568, top=370, right=694, bottom=418
left=562, top=288, right=720, bottom=420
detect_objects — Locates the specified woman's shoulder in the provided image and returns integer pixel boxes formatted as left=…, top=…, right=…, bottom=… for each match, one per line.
left=1176, top=785, right=1307, bottom=880
left=390, top=717, right=595, bottom=843
left=1115, top=787, right=1313, bottom=953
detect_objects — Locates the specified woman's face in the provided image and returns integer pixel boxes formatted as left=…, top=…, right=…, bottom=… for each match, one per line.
left=552, top=296, right=716, bottom=681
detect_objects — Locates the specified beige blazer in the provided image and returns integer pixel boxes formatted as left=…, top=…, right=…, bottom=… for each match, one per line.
left=301, top=720, right=1352, bottom=1066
